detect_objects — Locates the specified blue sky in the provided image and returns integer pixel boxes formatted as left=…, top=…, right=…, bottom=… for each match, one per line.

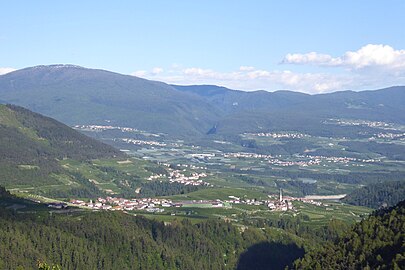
left=1, top=1, right=405, bottom=93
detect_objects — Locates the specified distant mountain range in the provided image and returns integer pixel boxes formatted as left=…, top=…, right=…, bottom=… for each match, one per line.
left=1, top=65, right=404, bottom=137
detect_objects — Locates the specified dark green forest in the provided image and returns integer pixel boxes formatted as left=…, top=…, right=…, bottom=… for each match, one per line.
left=2, top=188, right=404, bottom=269
left=343, top=180, right=405, bottom=208
left=0, top=195, right=305, bottom=270
left=0, top=104, right=123, bottom=189
left=295, top=200, right=405, bottom=269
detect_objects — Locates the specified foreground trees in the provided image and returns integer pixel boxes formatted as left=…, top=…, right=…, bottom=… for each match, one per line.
left=295, top=200, right=405, bottom=269
left=0, top=205, right=303, bottom=269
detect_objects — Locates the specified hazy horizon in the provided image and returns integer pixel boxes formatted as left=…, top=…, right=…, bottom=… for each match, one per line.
left=1, top=1, right=405, bottom=93
left=3, top=63, right=404, bottom=95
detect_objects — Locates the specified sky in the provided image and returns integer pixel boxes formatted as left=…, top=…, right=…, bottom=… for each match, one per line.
left=1, top=1, right=405, bottom=93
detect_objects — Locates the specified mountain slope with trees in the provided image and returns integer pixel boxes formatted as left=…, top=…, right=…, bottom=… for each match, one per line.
left=0, top=65, right=404, bottom=138
left=0, top=104, right=123, bottom=186
left=0, top=65, right=221, bottom=137
left=342, top=181, right=405, bottom=208
left=0, top=192, right=305, bottom=270
left=295, top=200, right=405, bottom=269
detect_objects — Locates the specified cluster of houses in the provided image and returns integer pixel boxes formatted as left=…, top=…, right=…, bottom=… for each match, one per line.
left=63, top=190, right=326, bottom=213
left=225, top=190, right=323, bottom=212
left=223, top=152, right=364, bottom=167
left=168, top=170, right=211, bottom=186
left=122, top=138, right=167, bottom=147
left=298, top=155, right=381, bottom=165
left=248, top=132, right=309, bottom=139
left=157, top=162, right=207, bottom=172
left=189, top=153, right=216, bottom=159
left=70, top=197, right=171, bottom=212
left=267, top=191, right=323, bottom=211
left=224, top=194, right=294, bottom=211
left=147, top=164, right=212, bottom=187
left=224, top=152, right=273, bottom=159
left=268, top=158, right=321, bottom=167
left=225, top=196, right=264, bottom=206
left=69, top=197, right=229, bottom=212
left=374, top=132, right=405, bottom=140
left=170, top=163, right=207, bottom=170
left=74, top=124, right=139, bottom=133
left=325, top=119, right=393, bottom=129
left=222, top=151, right=377, bottom=168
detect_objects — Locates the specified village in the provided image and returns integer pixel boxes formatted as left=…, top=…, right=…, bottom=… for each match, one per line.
left=324, top=119, right=395, bottom=129
left=224, top=189, right=323, bottom=211
left=374, top=132, right=405, bottom=140
left=67, top=188, right=323, bottom=213
left=69, top=196, right=230, bottom=212
left=246, top=132, right=310, bottom=139
left=147, top=163, right=213, bottom=187
left=122, top=138, right=167, bottom=147
left=74, top=124, right=140, bottom=133
left=221, top=151, right=378, bottom=167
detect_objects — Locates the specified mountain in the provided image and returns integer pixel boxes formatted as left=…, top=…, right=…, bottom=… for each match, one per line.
left=294, top=200, right=405, bottom=269
left=0, top=104, right=124, bottom=194
left=1, top=65, right=404, bottom=137
left=0, top=65, right=221, bottom=137
left=173, top=85, right=312, bottom=113
left=173, top=85, right=405, bottom=136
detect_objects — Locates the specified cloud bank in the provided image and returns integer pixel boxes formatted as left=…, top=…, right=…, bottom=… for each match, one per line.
left=132, top=44, right=405, bottom=94
left=283, top=44, right=405, bottom=70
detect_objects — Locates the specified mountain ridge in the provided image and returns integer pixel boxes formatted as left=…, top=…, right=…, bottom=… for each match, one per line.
left=1, top=65, right=404, bottom=137
left=0, top=65, right=222, bottom=137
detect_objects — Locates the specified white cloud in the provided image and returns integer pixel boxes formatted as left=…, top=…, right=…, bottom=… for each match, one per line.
left=183, top=67, right=214, bottom=76
left=343, top=44, right=405, bottom=69
left=131, top=70, right=147, bottom=77
left=130, top=44, right=405, bottom=94
left=152, top=67, right=163, bottom=74
left=131, top=65, right=350, bottom=94
left=132, top=67, right=164, bottom=77
left=0, top=67, right=16, bottom=75
left=282, top=52, right=341, bottom=66
left=282, top=44, right=405, bottom=71
left=247, top=70, right=271, bottom=79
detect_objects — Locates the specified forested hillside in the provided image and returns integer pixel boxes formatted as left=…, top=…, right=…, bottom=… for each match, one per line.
left=0, top=104, right=123, bottom=189
left=1, top=104, right=198, bottom=199
left=2, top=188, right=403, bottom=270
left=295, top=200, right=405, bottom=269
left=0, top=196, right=305, bottom=270
left=343, top=181, right=405, bottom=208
